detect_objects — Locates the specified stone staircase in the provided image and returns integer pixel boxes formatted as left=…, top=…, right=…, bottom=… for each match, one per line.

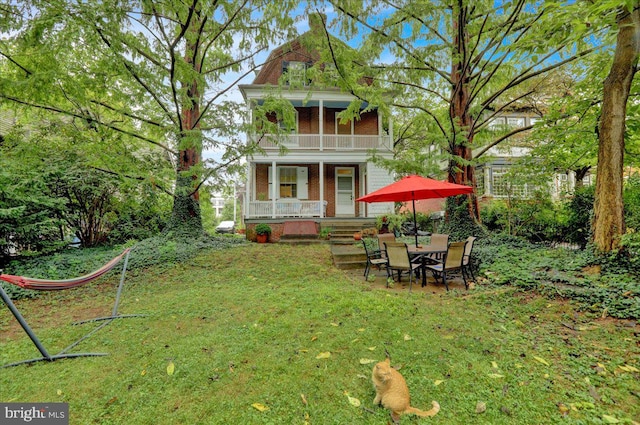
left=325, top=219, right=375, bottom=269
left=274, top=218, right=375, bottom=269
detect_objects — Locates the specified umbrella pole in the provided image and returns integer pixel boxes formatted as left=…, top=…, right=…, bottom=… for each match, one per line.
left=412, top=197, right=419, bottom=247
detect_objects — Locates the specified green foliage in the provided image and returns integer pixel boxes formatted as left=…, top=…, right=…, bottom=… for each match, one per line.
left=1, top=233, right=247, bottom=300
left=255, top=223, right=271, bottom=235
left=375, top=213, right=403, bottom=233
left=441, top=196, right=484, bottom=241
left=474, top=234, right=640, bottom=319
left=623, top=174, right=640, bottom=231
left=480, top=195, right=568, bottom=244
left=563, top=185, right=595, bottom=248
left=1, top=243, right=638, bottom=423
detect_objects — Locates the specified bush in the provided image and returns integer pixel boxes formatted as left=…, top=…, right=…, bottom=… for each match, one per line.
left=562, top=184, right=594, bottom=249
left=255, top=223, right=272, bottom=235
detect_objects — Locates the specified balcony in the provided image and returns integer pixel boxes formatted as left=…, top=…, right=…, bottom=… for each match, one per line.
left=255, top=134, right=391, bottom=151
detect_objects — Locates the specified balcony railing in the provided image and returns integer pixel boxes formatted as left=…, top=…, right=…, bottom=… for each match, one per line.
left=255, top=134, right=391, bottom=151
left=247, top=200, right=327, bottom=218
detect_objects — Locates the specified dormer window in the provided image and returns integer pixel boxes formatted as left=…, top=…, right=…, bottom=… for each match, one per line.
left=283, top=61, right=311, bottom=86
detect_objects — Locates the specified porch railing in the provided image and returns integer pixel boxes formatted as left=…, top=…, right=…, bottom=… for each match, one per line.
left=256, top=134, right=391, bottom=151
left=246, top=200, right=327, bottom=218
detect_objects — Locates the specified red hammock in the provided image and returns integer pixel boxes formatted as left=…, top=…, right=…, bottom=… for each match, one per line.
left=0, top=248, right=131, bottom=291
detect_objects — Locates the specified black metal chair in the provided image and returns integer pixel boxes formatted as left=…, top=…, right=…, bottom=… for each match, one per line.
left=363, top=237, right=388, bottom=280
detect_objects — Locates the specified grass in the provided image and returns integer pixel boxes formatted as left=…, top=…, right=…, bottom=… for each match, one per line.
left=1, top=243, right=639, bottom=424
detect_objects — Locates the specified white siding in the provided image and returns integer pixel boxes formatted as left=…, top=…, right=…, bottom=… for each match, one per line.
left=364, top=163, right=394, bottom=216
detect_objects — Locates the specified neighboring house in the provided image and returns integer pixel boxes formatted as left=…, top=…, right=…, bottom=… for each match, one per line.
left=475, top=112, right=593, bottom=200
left=239, top=15, right=395, bottom=232
left=210, top=196, right=226, bottom=217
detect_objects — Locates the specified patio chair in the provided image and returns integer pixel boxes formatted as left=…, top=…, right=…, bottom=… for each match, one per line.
left=384, top=241, right=421, bottom=292
left=424, top=240, right=468, bottom=291
left=462, top=236, right=477, bottom=282
left=363, top=237, right=388, bottom=280
left=426, top=233, right=449, bottom=262
left=376, top=233, right=396, bottom=249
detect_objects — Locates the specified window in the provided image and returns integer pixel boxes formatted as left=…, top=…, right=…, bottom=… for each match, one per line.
left=507, top=117, right=525, bottom=128
left=283, top=61, right=310, bottom=86
left=490, top=167, right=530, bottom=198
left=488, top=117, right=505, bottom=130
left=279, top=167, right=297, bottom=198
left=267, top=166, right=309, bottom=199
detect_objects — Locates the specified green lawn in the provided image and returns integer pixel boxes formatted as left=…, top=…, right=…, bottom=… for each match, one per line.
left=1, top=244, right=638, bottom=424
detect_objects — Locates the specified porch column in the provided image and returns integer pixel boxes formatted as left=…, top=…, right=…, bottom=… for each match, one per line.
left=271, top=160, right=277, bottom=219
left=319, top=99, right=324, bottom=151
left=245, top=162, right=252, bottom=219
left=319, top=160, right=325, bottom=218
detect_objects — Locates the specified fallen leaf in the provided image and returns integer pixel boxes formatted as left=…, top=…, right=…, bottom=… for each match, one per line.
left=140, top=369, right=147, bottom=376
left=533, top=356, right=550, bottom=366
left=367, top=346, right=376, bottom=351
left=300, top=394, right=308, bottom=406
left=56, top=389, right=62, bottom=396
left=491, top=361, right=499, bottom=369
left=359, top=358, right=376, bottom=365
left=167, top=361, right=175, bottom=376
left=602, top=414, right=620, bottom=424
left=488, top=373, right=505, bottom=379
left=252, top=403, right=269, bottom=412
left=434, top=380, right=445, bottom=386
left=316, top=351, right=331, bottom=359
left=331, top=322, right=339, bottom=327
left=311, top=336, right=318, bottom=342
left=557, top=403, right=570, bottom=416
left=476, top=401, right=487, bottom=414
left=347, top=396, right=361, bottom=407
left=618, top=364, right=639, bottom=372
left=404, top=334, right=412, bottom=341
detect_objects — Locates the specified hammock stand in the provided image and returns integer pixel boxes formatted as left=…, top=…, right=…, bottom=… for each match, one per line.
left=0, top=248, right=143, bottom=368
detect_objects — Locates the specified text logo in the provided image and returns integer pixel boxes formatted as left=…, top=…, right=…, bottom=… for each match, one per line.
left=1, top=403, right=68, bottom=425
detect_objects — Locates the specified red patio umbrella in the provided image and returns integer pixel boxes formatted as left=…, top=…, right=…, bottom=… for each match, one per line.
left=356, top=175, right=473, bottom=246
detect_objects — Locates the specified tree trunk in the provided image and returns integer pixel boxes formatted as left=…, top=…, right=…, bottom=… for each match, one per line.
left=449, top=2, right=480, bottom=222
left=168, top=7, right=204, bottom=235
left=592, top=6, right=640, bottom=252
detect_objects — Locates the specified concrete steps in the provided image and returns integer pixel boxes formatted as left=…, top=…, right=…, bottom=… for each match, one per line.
left=330, top=242, right=367, bottom=270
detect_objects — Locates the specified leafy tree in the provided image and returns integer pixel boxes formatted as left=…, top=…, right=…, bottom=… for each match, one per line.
left=592, top=3, right=640, bottom=252
left=0, top=0, right=297, bottom=237
left=319, top=0, right=604, bottom=224
left=0, top=119, right=170, bottom=251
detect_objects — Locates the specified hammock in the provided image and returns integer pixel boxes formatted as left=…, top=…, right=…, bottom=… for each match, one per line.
left=0, top=248, right=130, bottom=291
left=0, top=248, right=142, bottom=368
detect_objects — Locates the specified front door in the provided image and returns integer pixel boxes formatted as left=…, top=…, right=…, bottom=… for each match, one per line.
left=335, top=167, right=355, bottom=216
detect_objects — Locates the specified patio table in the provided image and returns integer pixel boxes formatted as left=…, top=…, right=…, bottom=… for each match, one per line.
left=407, top=244, right=447, bottom=287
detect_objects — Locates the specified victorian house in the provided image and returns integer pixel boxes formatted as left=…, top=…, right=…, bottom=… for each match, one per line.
left=239, top=16, right=395, bottom=238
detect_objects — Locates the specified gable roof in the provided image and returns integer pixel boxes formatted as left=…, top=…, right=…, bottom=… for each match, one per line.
left=253, top=13, right=354, bottom=86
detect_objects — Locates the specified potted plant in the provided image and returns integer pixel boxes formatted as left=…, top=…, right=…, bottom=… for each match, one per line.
left=255, top=223, right=271, bottom=243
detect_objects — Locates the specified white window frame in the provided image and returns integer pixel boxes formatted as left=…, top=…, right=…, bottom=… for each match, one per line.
left=507, top=117, right=525, bottom=128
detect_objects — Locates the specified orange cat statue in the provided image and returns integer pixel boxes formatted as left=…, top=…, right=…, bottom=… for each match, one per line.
left=371, top=357, right=440, bottom=423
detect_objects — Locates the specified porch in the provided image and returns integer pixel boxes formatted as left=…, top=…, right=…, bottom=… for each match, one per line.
left=246, top=199, right=327, bottom=219
left=255, top=134, right=392, bottom=151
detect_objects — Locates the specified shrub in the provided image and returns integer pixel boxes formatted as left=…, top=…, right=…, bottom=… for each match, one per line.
left=255, top=223, right=272, bottom=235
